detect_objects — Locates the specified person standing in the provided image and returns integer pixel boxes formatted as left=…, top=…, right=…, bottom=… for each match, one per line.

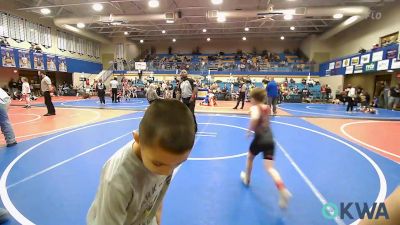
left=0, top=87, right=17, bottom=147
left=388, top=83, right=400, bottom=111
left=21, top=77, right=31, bottom=108
left=267, top=77, right=279, bottom=115
left=110, top=77, right=119, bottom=103
left=96, top=79, right=106, bottom=105
left=346, top=84, right=356, bottom=113
left=40, top=72, right=56, bottom=116
left=233, top=78, right=247, bottom=109
left=179, top=70, right=198, bottom=132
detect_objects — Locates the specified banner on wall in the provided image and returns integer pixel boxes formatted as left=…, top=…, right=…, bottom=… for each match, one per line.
left=386, top=49, right=398, bottom=59
left=351, top=56, right=360, bottom=66
left=345, top=66, right=354, bottom=74
left=365, top=62, right=375, bottom=72
left=354, top=65, right=363, bottom=74
left=377, top=59, right=389, bottom=71
left=47, top=55, right=57, bottom=71
left=18, top=49, right=31, bottom=69
left=58, top=57, right=67, bottom=72
left=335, top=61, right=342, bottom=69
left=391, top=59, right=400, bottom=69
left=328, top=62, right=335, bottom=70
left=1, top=47, right=16, bottom=67
left=343, top=58, right=350, bottom=67
left=33, top=53, right=44, bottom=70
left=135, top=62, right=147, bottom=70
left=325, top=70, right=331, bottom=76
left=361, top=54, right=371, bottom=64
left=372, top=51, right=383, bottom=62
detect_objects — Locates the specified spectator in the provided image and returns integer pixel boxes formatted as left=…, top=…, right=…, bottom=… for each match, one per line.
left=233, top=78, right=247, bottom=110
left=179, top=70, right=198, bottom=132
left=0, top=87, right=17, bottom=147
left=146, top=84, right=161, bottom=104
left=267, top=77, right=279, bottom=115
left=388, top=83, right=400, bottom=111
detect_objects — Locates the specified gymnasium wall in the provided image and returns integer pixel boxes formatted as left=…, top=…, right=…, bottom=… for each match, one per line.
left=301, top=3, right=400, bottom=61
left=0, top=1, right=101, bottom=63
left=328, top=4, right=400, bottom=59
left=140, top=38, right=302, bottom=55
left=100, top=38, right=141, bottom=68
left=319, top=75, right=344, bottom=97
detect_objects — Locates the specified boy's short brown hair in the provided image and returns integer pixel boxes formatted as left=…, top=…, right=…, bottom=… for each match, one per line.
left=139, top=99, right=195, bottom=154
left=250, top=88, right=267, bottom=103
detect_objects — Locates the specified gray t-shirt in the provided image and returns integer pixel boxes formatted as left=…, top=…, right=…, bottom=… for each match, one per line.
left=41, top=76, right=52, bottom=92
left=87, top=142, right=171, bottom=225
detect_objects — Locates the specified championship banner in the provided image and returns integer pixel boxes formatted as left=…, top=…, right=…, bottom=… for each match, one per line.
left=58, top=57, right=67, bottom=72
left=335, top=61, right=342, bottom=69
left=365, top=62, right=375, bottom=72
left=351, top=56, right=360, bottom=66
left=372, top=51, right=383, bottom=62
left=135, top=62, right=147, bottom=70
left=328, top=62, right=335, bottom=70
left=361, top=54, right=370, bottom=64
left=354, top=65, right=363, bottom=74
left=345, top=66, right=353, bottom=74
left=1, top=47, right=16, bottom=67
left=46, top=55, right=57, bottom=71
left=377, top=59, right=389, bottom=71
left=33, top=52, right=44, bottom=70
left=342, top=58, right=350, bottom=67
left=391, top=58, right=400, bottom=69
left=18, top=49, right=31, bottom=69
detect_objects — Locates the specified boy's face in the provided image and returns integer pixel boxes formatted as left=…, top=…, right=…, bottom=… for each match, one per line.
left=134, top=132, right=190, bottom=176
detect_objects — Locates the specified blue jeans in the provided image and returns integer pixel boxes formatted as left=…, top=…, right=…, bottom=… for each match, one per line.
left=0, top=104, right=16, bottom=144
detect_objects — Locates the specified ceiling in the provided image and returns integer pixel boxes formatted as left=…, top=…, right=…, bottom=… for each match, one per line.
left=13, top=0, right=398, bottom=42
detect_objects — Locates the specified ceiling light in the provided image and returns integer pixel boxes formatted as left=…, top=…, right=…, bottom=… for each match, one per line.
left=124, top=31, right=129, bottom=35
left=162, top=30, right=166, bottom=34
left=290, top=26, right=295, bottom=30
left=211, top=0, right=223, bottom=5
left=344, top=15, right=359, bottom=26
left=166, top=20, right=175, bottom=24
left=203, top=29, right=207, bottom=33
left=92, top=3, right=103, bottom=11
left=77, top=23, right=85, bottom=28
left=244, top=27, right=249, bottom=31
left=172, top=38, right=176, bottom=42
left=280, top=36, right=285, bottom=40
left=40, top=8, right=51, bottom=15
left=207, top=37, right=211, bottom=41
left=148, top=0, right=160, bottom=8
left=333, top=13, right=344, bottom=19
left=110, top=21, right=122, bottom=26
left=140, top=40, right=144, bottom=43
left=284, top=14, right=293, bottom=20
left=242, top=37, right=247, bottom=41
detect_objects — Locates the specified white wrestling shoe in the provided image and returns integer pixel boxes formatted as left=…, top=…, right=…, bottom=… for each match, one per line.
left=240, top=171, right=250, bottom=186
left=278, top=188, right=292, bottom=209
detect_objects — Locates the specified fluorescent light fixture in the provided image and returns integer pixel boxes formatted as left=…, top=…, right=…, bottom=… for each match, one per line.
left=92, top=3, right=104, bottom=11
left=244, top=27, right=249, bottom=31
left=162, top=30, right=166, bottom=34
left=63, top=24, right=80, bottom=32
left=148, top=0, right=160, bottom=8
left=217, top=13, right=226, bottom=23
left=172, top=38, right=176, bottom=42
left=77, top=23, right=85, bottom=28
left=203, top=29, right=207, bottom=32
left=124, top=31, right=129, bottom=35
left=207, top=37, right=211, bottom=41
left=280, top=36, right=285, bottom=40
left=290, top=26, right=295, bottom=30
left=40, top=8, right=51, bottom=15
left=284, top=14, right=293, bottom=20
left=211, top=0, right=223, bottom=5
left=140, top=40, right=144, bottom=43
left=166, top=20, right=175, bottom=24
left=333, top=13, right=344, bottom=19
left=344, top=15, right=359, bottom=26
left=242, top=37, right=247, bottom=41
left=110, top=21, right=122, bottom=25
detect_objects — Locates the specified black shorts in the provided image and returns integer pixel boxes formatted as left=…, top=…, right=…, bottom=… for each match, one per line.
left=249, top=129, right=275, bottom=160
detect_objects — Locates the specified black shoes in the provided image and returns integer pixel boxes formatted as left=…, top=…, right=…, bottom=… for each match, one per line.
left=6, top=142, right=17, bottom=147
left=43, top=113, right=56, bottom=116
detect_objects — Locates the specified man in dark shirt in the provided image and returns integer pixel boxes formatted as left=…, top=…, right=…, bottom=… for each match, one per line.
left=389, top=84, right=400, bottom=110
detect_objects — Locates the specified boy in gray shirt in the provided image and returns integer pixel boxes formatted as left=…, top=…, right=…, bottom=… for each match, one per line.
left=87, top=99, right=196, bottom=225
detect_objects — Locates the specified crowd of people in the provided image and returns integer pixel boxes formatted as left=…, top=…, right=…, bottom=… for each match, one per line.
left=113, top=50, right=312, bottom=73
